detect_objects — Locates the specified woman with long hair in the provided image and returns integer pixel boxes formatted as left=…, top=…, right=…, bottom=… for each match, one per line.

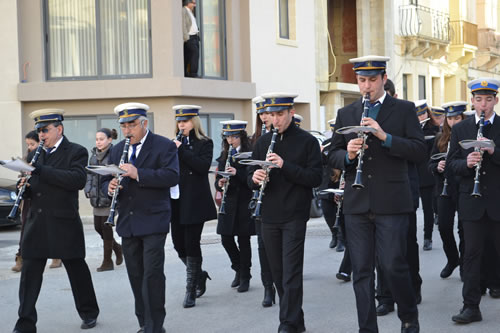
left=215, top=121, right=255, bottom=292
left=429, top=102, right=466, bottom=279
left=171, top=105, right=217, bottom=308
left=85, top=128, right=123, bottom=272
left=249, top=97, right=276, bottom=307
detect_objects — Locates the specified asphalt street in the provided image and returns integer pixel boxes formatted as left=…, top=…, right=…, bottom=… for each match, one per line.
left=0, top=211, right=499, bottom=333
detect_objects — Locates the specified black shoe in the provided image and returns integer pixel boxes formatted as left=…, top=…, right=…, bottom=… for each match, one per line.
left=376, top=303, right=395, bottom=316
left=489, top=288, right=500, bottom=298
left=440, top=262, right=458, bottom=279
left=336, top=240, right=345, bottom=252
left=231, top=271, right=240, bottom=288
left=401, top=320, right=419, bottom=333
left=196, top=270, right=211, bottom=298
left=81, top=318, right=97, bottom=329
left=452, top=307, right=482, bottom=324
left=262, top=285, right=276, bottom=307
left=423, top=239, right=432, bottom=251
left=238, top=278, right=250, bottom=292
left=329, top=233, right=338, bottom=249
left=336, top=272, right=351, bottom=282
left=12, top=330, right=23, bottom=333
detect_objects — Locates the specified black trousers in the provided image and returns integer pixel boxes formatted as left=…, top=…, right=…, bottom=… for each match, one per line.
left=93, top=215, right=114, bottom=241
left=481, top=237, right=500, bottom=291
left=183, top=35, right=199, bottom=77
left=376, top=211, right=421, bottom=306
left=14, top=258, right=99, bottom=333
left=321, top=198, right=337, bottom=232
left=170, top=221, right=204, bottom=258
left=337, top=212, right=352, bottom=274
left=255, top=219, right=273, bottom=286
left=345, top=213, right=418, bottom=333
left=221, top=235, right=252, bottom=276
left=122, top=233, right=167, bottom=333
left=437, top=196, right=464, bottom=267
left=462, top=216, right=500, bottom=308
left=420, top=186, right=435, bottom=240
left=262, top=220, right=307, bottom=333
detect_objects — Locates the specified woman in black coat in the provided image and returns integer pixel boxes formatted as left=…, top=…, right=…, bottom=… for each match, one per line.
left=215, top=121, right=255, bottom=293
left=85, top=128, right=123, bottom=272
left=171, top=105, right=217, bottom=308
left=428, top=104, right=465, bottom=279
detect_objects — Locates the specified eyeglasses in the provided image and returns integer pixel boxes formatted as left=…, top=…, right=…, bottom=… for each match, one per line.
left=37, top=127, right=50, bottom=134
left=119, top=122, right=140, bottom=130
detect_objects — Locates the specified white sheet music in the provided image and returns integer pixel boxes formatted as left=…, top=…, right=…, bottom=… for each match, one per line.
left=86, top=165, right=126, bottom=176
left=0, top=158, right=35, bottom=173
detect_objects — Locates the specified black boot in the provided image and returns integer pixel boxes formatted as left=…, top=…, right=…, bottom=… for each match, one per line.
left=196, top=270, right=211, bottom=298
left=231, top=271, right=240, bottom=288
left=336, top=232, right=345, bottom=252
left=183, top=257, right=201, bottom=308
left=329, top=229, right=338, bottom=249
left=262, top=284, right=276, bottom=307
left=238, top=269, right=251, bottom=293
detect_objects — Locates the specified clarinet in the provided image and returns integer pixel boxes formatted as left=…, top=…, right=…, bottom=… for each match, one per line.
left=253, top=128, right=279, bottom=220
left=249, top=124, right=268, bottom=211
left=176, top=129, right=184, bottom=141
left=471, top=111, right=485, bottom=197
left=218, top=144, right=233, bottom=215
left=106, top=137, right=131, bottom=226
left=352, top=93, right=370, bottom=188
left=440, top=142, right=451, bottom=197
left=333, top=170, right=345, bottom=231
left=7, top=140, right=45, bottom=220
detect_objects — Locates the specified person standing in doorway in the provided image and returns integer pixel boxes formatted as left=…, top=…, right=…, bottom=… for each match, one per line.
left=182, top=0, right=200, bottom=78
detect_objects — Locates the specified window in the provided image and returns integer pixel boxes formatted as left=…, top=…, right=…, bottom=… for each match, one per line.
left=199, top=113, right=233, bottom=163
left=277, top=0, right=296, bottom=43
left=64, top=114, right=154, bottom=153
left=195, top=0, right=227, bottom=79
left=279, top=0, right=289, bottom=39
left=403, top=74, right=409, bottom=101
left=44, top=0, right=151, bottom=80
left=418, top=75, right=426, bottom=100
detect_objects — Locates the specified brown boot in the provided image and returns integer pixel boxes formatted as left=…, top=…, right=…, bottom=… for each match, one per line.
left=113, top=240, right=123, bottom=266
left=97, top=240, right=114, bottom=272
left=11, top=255, right=22, bottom=273
left=49, top=259, right=62, bottom=268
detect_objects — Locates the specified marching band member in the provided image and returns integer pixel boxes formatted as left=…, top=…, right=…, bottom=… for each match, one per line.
left=448, top=78, right=500, bottom=324
left=249, top=93, right=322, bottom=333
left=13, top=109, right=100, bottom=332
left=415, top=100, right=440, bottom=251
left=251, top=96, right=277, bottom=307
left=428, top=101, right=466, bottom=279
left=293, top=114, right=303, bottom=128
left=171, top=105, right=217, bottom=308
left=215, top=121, right=255, bottom=292
left=105, top=103, right=179, bottom=333
left=330, top=56, right=425, bottom=333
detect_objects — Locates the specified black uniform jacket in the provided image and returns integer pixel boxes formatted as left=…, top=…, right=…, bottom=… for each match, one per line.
left=172, top=130, right=217, bottom=225
left=417, top=122, right=439, bottom=188
left=103, top=131, right=179, bottom=237
left=428, top=134, right=459, bottom=202
left=329, top=95, right=427, bottom=215
left=215, top=150, right=255, bottom=236
left=448, top=115, right=500, bottom=221
left=22, top=136, right=88, bottom=259
left=247, top=122, right=322, bottom=224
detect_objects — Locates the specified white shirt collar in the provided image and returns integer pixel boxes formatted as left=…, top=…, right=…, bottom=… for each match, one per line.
left=45, top=136, right=63, bottom=153
left=475, top=113, right=495, bottom=125
left=363, top=92, right=387, bottom=106
left=128, top=130, right=149, bottom=160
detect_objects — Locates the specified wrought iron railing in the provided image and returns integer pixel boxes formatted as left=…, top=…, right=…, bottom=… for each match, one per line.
left=399, top=4, right=450, bottom=42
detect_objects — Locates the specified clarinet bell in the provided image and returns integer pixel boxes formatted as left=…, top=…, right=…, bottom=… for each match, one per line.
left=252, top=202, right=262, bottom=218
left=352, top=171, right=364, bottom=189
left=105, top=212, right=116, bottom=227
left=471, top=182, right=481, bottom=198
left=440, top=186, right=449, bottom=197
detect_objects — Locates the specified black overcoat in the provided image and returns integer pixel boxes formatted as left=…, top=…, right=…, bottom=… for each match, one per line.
left=215, top=150, right=255, bottom=236
left=171, top=130, right=217, bottom=225
left=21, top=136, right=88, bottom=259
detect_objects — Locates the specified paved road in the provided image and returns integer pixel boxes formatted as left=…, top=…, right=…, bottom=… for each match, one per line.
left=0, top=212, right=499, bottom=333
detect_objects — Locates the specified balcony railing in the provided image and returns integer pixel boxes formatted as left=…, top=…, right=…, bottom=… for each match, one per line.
left=450, top=20, right=478, bottom=47
left=400, top=4, right=450, bottom=43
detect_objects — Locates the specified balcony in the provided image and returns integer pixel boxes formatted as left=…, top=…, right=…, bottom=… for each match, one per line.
left=448, top=20, right=478, bottom=65
left=476, top=28, right=500, bottom=70
left=399, top=4, right=450, bottom=59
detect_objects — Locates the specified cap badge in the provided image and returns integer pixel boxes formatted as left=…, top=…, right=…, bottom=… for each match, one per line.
left=481, top=81, right=488, bottom=87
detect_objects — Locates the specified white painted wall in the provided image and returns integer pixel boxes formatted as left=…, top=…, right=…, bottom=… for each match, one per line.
left=249, top=0, right=320, bottom=130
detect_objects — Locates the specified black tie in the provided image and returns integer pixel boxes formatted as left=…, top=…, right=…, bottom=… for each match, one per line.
left=130, top=143, right=140, bottom=165
left=46, top=147, right=54, bottom=154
